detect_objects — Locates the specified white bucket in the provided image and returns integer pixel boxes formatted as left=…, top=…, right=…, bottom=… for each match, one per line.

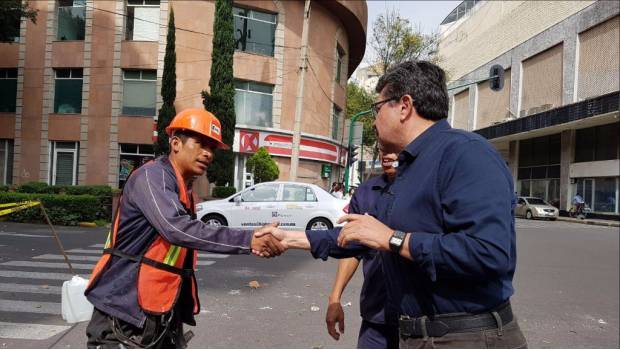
left=61, top=275, right=94, bottom=323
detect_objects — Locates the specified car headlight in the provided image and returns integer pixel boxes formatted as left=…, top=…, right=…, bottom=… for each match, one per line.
left=196, top=204, right=204, bottom=212
left=535, top=207, right=545, bottom=214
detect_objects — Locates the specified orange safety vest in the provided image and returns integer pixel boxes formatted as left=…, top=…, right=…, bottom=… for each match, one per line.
left=87, top=162, right=200, bottom=315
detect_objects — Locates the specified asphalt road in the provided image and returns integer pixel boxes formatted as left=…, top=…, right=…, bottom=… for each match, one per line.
left=0, top=219, right=618, bottom=348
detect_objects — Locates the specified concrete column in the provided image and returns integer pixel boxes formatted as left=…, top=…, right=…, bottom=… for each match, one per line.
left=560, top=129, right=576, bottom=211
left=509, top=55, right=522, bottom=118
left=107, top=0, right=124, bottom=187
left=508, top=140, right=519, bottom=191
left=562, top=31, right=578, bottom=104
left=469, top=84, right=478, bottom=131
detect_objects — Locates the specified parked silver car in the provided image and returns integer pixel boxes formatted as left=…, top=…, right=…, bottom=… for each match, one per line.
left=516, top=197, right=559, bottom=220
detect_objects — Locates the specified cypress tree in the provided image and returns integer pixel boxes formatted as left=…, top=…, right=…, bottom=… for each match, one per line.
left=202, top=0, right=235, bottom=186
left=154, top=8, right=176, bottom=156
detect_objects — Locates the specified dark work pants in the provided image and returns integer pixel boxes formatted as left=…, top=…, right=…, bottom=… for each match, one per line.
left=399, top=319, right=528, bottom=349
left=357, top=320, right=400, bottom=349
left=86, top=308, right=186, bottom=349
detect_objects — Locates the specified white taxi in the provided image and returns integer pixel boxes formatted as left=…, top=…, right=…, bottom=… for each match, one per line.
left=196, top=181, right=349, bottom=230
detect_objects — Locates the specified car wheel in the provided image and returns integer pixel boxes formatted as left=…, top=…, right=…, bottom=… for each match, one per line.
left=306, top=217, right=333, bottom=231
left=525, top=210, right=533, bottom=220
left=201, top=213, right=228, bottom=227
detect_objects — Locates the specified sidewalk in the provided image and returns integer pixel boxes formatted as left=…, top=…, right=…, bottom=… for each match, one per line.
left=556, top=216, right=620, bottom=227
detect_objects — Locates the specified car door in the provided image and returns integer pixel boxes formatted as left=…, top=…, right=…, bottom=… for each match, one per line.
left=278, top=184, right=318, bottom=230
left=516, top=198, right=527, bottom=217
left=233, top=183, right=281, bottom=229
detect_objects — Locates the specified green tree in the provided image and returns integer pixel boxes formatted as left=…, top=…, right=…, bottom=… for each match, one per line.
left=154, top=8, right=176, bottom=156
left=246, top=147, right=279, bottom=184
left=0, top=0, right=37, bottom=42
left=202, top=0, right=235, bottom=186
left=370, top=8, right=439, bottom=75
left=346, top=82, right=376, bottom=148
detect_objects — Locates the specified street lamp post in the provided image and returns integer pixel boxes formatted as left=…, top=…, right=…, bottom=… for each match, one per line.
left=344, top=109, right=371, bottom=193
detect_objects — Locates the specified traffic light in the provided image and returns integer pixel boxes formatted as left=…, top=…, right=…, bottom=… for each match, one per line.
left=489, top=64, right=505, bottom=91
left=347, top=145, right=359, bottom=167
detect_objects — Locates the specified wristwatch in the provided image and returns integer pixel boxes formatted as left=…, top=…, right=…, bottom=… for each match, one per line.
left=389, top=230, right=407, bottom=253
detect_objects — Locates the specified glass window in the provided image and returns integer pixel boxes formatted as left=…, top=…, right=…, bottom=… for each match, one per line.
left=122, top=69, right=157, bottom=116
left=233, top=6, right=276, bottom=56
left=57, top=0, right=85, bottom=41
left=594, top=177, right=617, bottom=213
left=125, top=0, right=160, bottom=41
left=0, top=139, right=14, bottom=185
left=575, top=123, right=619, bottom=162
left=531, top=180, right=547, bottom=199
left=519, top=180, right=531, bottom=197
left=1, top=13, right=20, bottom=43
left=332, top=105, right=342, bottom=140
left=0, top=68, right=18, bottom=112
left=241, top=183, right=279, bottom=202
left=54, top=68, right=83, bottom=114
left=234, top=80, right=273, bottom=127
left=49, top=141, right=78, bottom=185
left=119, top=143, right=154, bottom=187
left=283, top=185, right=309, bottom=202
left=335, top=45, right=345, bottom=83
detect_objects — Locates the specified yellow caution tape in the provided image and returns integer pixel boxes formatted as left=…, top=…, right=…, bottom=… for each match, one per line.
left=0, top=201, right=41, bottom=217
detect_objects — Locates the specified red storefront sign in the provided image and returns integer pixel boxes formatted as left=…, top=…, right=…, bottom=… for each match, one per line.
left=238, top=130, right=343, bottom=165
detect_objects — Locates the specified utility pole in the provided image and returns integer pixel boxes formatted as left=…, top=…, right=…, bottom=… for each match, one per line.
left=289, top=0, right=311, bottom=181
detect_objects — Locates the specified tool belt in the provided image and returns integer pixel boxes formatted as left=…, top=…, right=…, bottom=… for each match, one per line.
left=399, top=301, right=513, bottom=339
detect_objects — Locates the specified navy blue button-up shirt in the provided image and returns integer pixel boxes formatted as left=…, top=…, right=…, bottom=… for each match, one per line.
left=348, top=174, right=392, bottom=324
left=307, top=119, right=517, bottom=318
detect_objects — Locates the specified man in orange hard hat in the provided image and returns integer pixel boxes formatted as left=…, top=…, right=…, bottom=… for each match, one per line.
left=85, top=108, right=286, bottom=348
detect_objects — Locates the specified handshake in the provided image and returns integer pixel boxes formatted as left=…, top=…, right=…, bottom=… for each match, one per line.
left=249, top=222, right=289, bottom=257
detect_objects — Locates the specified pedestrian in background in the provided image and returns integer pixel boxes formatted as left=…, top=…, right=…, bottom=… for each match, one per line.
left=325, top=151, right=399, bottom=348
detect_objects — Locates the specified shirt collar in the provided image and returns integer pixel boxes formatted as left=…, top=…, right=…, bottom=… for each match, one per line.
left=400, top=119, right=451, bottom=162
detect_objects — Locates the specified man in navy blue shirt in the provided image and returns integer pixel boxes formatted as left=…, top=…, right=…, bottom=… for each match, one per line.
left=325, top=151, right=399, bottom=348
left=261, top=61, right=527, bottom=348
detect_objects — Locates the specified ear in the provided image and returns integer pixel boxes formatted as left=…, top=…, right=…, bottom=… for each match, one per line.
left=400, top=95, right=415, bottom=123
left=170, top=137, right=182, bottom=154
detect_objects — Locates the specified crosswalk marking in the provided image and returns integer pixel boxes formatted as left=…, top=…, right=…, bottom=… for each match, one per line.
left=1, top=260, right=95, bottom=270
left=90, top=244, right=105, bottom=248
left=0, top=322, right=71, bottom=340
left=34, top=254, right=100, bottom=262
left=0, top=232, right=51, bottom=238
left=198, top=253, right=229, bottom=259
left=197, top=261, right=215, bottom=266
left=66, top=248, right=103, bottom=254
left=0, top=270, right=85, bottom=281
left=0, top=299, right=60, bottom=314
left=0, top=282, right=61, bottom=294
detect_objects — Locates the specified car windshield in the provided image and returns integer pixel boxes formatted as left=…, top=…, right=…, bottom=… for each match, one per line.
left=526, top=198, right=548, bottom=205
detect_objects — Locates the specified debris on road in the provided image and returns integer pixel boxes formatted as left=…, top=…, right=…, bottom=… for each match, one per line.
left=248, top=280, right=261, bottom=289
left=310, top=305, right=320, bottom=312
left=259, top=306, right=272, bottom=310
left=228, top=289, right=241, bottom=295
left=343, top=301, right=352, bottom=307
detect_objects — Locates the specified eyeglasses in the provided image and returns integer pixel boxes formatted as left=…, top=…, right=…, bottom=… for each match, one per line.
left=371, top=97, right=399, bottom=117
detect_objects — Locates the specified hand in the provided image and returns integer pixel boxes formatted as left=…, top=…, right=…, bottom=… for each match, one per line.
left=251, top=222, right=287, bottom=258
left=336, top=214, right=392, bottom=251
left=325, top=301, right=345, bottom=340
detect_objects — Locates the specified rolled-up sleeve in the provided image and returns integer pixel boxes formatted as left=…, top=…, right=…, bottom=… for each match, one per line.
left=307, top=228, right=368, bottom=260
left=127, top=167, right=253, bottom=254
left=408, top=140, right=514, bottom=282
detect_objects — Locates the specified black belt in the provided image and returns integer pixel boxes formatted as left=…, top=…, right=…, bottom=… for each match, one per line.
left=398, top=302, right=513, bottom=338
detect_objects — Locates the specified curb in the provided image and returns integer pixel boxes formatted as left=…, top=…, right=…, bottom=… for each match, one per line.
left=556, top=217, right=620, bottom=227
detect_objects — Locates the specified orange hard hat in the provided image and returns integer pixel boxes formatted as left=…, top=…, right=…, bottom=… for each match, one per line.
left=165, top=108, right=230, bottom=150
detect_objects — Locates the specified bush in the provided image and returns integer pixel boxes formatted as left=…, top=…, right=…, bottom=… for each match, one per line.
left=12, top=182, right=113, bottom=220
left=0, top=185, right=8, bottom=192
left=212, top=186, right=236, bottom=198
left=0, top=192, right=103, bottom=226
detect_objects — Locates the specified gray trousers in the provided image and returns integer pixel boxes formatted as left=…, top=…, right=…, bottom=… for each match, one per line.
left=399, top=319, right=527, bottom=349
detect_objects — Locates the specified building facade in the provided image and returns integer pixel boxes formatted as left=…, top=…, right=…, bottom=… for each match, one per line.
left=439, top=0, right=619, bottom=218
left=0, top=0, right=367, bottom=196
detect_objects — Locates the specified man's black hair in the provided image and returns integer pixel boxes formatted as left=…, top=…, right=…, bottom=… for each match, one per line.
left=375, top=61, right=449, bottom=121
left=170, top=129, right=218, bottom=150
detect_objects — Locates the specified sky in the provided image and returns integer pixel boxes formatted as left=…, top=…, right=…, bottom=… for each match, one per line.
left=361, top=0, right=462, bottom=67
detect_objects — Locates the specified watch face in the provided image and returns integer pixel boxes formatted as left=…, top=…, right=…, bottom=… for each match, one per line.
left=390, top=236, right=401, bottom=245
